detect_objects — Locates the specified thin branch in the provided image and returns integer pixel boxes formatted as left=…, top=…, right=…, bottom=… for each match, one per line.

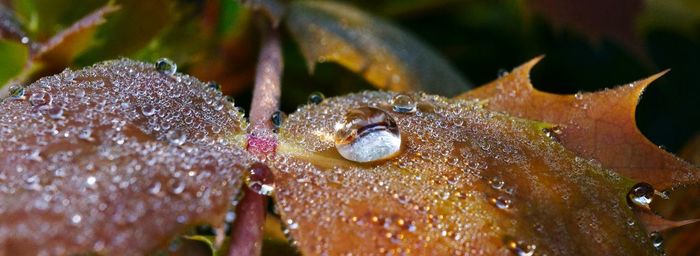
left=228, top=18, right=282, bottom=256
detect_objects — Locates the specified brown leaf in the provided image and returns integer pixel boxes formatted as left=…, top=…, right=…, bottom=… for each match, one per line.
left=0, top=59, right=249, bottom=255
left=270, top=91, right=655, bottom=255
left=284, top=1, right=471, bottom=96
left=458, top=57, right=700, bottom=190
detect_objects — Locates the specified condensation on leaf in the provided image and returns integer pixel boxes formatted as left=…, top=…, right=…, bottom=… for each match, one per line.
left=270, top=91, right=656, bottom=255
left=458, top=57, right=700, bottom=190
left=0, top=59, right=250, bottom=255
left=284, top=0, right=471, bottom=96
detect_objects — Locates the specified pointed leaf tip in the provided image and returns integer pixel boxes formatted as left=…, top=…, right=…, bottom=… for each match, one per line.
left=459, top=59, right=700, bottom=189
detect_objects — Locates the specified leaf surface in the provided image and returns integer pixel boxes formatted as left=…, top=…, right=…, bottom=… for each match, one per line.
left=0, top=59, right=249, bottom=255
left=284, top=0, right=471, bottom=96
left=458, top=57, right=700, bottom=189
left=270, top=91, right=655, bottom=255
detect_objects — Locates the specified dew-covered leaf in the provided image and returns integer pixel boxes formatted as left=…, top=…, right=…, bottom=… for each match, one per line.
left=0, top=59, right=249, bottom=255
left=284, top=0, right=471, bottom=96
left=270, top=91, right=655, bottom=255
left=458, top=57, right=700, bottom=190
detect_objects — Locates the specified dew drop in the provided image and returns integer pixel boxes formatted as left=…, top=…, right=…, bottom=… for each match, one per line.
left=649, top=231, right=663, bottom=251
left=71, top=214, right=82, bottom=224
left=141, top=104, right=156, bottom=117
left=47, top=104, right=64, bottom=119
left=334, top=107, right=401, bottom=163
left=245, top=163, right=275, bottom=196
left=490, top=176, right=505, bottom=190
left=166, top=129, right=187, bottom=146
left=171, top=181, right=186, bottom=195
left=207, top=82, right=221, bottom=91
left=29, top=91, right=52, bottom=106
left=391, top=94, right=416, bottom=113
left=497, top=69, right=509, bottom=78
left=491, top=196, right=511, bottom=209
left=627, top=182, right=654, bottom=209
left=148, top=181, right=162, bottom=195
left=9, top=86, right=25, bottom=99
left=78, top=128, right=92, bottom=140
left=155, top=58, right=177, bottom=75
left=308, top=91, right=325, bottom=104
left=505, top=237, right=535, bottom=256
left=271, top=110, right=285, bottom=128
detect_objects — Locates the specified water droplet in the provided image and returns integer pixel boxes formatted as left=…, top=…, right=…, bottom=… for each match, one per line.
left=245, top=163, right=275, bottom=196
left=271, top=110, right=285, bottom=128
left=86, top=176, right=97, bottom=187
left=391, top=94, right=416, bottom=113
left=225, top=95, right=235, bottom=103
left=334, top=107, right=401, bottom=163
left=29, top=91, right=52, bottom=106
left=171, top=181, right=186, bottom=194
left=491, top=196, right=511, bottom=209
left=71, top=214, right=82, bottom=224
left=505, top=237, right=535, bottom=256
left=78, top=128, right=92, bottom=141
left=627, top=182, right=654, bottom=209
left=497, top=69, right=509, bottom=77
left=308, top=91, right=325, bottom=104
left=574, top=92, right=584, bottom=100
left=9, top=86, right=25, bottom=99
left=207, top=82, right=221, bottom=91
left=155, top=58, right=177, bottom=75
left=650, top=231, right=663, bottom=251
left=148, top=181, right=162, bottom=195
left=490, top=176, right=505, bottom=190
left=47, top=104, right=64, bottom=119
left=166, top=129, right=187, bottom=146
left=141, top=104, right=156, bottom=117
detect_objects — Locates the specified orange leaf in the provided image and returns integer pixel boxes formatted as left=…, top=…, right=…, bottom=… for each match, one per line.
left=458, top=57, right=700, bottom=190
left=0, top=59, right=249, bottom=255
left=271, top=91, right=656, bottom=255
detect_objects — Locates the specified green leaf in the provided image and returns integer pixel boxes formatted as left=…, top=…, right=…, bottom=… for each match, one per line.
left=0, top=39, right=28, bottom=86
left=284, top=0, right=471, bottom=96
left=75, top=0, right=175, bottom=65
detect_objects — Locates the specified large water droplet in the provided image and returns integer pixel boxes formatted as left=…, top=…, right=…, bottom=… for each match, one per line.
left=155, top=58, right=177, bottom=75
left=166, top=129, right=187, bottom=146
left=29, top=91, right=52, bottom=106
left=627, top=182, right=654, bottom=209
left=71, top=214, right=82, bottom=224
left=391, top=94, right=416, bottom=113
left=334, top=107, right=401, bottom=163
left=207, top=82, right=221, bottom=91
left=245, top=162, right=275, bottom=196
left=308, top=91, right=325, bottom=105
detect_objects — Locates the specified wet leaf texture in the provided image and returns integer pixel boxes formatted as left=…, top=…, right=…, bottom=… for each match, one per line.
left=285, top=0, right=471, bottom=96
left=270, top=91, right=655, bottom=255
left=0, top=59, right=249, bottom=255
left=459, top=57, right=700, bottom=190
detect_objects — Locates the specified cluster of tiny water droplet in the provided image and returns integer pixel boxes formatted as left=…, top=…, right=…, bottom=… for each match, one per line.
left=269, top=91, right=649, bottom=255
left=0, top=59, right=250, bottom=255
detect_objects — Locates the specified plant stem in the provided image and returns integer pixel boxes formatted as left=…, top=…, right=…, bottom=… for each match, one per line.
left=228, top=18, right=282, bottom=256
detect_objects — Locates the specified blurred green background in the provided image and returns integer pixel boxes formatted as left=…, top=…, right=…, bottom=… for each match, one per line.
left=1, top=0, right=698, bottom=152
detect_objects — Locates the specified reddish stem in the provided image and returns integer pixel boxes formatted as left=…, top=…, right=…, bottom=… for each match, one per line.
left=228, top=19, right=282, bottom=256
